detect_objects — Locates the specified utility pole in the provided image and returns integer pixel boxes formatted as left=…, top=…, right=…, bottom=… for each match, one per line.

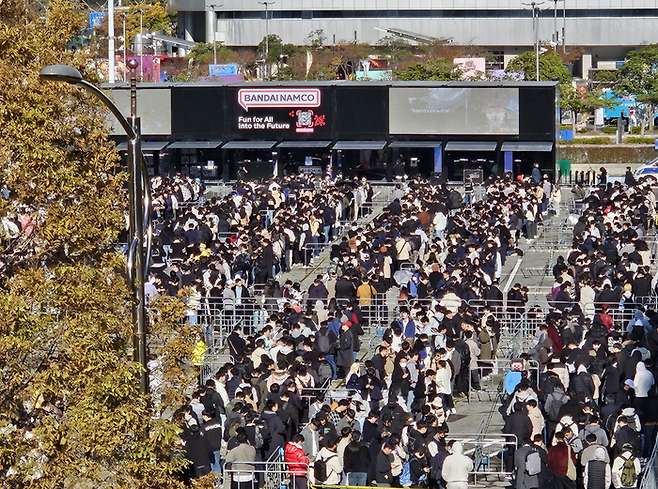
left=562, top=0, right=566, bottom=53
left=259, top=1, right=275, bottom=79
left=208, top=4, right=222, bottom=66
left=108, top=0, right=115, bottom=83
left=523, top=1, right=545, bottom=82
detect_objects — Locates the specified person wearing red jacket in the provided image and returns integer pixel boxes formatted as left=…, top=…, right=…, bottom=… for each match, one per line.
left=284, top=434, right=310, bottom=489
left=548, top=430, right=577, bottom=489
left=546, top=322, right=563, bottom=355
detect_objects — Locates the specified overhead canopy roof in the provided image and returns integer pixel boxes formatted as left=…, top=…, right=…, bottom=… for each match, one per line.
left=277, top=141, right=332, bottom=148
left=168, top=141, right=223, bottom=149
left=116, top=141, right=170, bottom=151
left=389, top=141, right=442, bottom=148
left=444, top=141, right=498, bottom=152
left=333, top=141, right=387, bottom=150
left=501, top=142, right=554, bottom=152
left=222, top=141, right=277, bottom=149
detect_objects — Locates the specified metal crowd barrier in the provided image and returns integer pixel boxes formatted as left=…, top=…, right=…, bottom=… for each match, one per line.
left=223, top=456, right=309, bottom=489
left=446, top=433, right=518, bottom=484
left=200, top=353, right=234, bottom=385
left=640, top=429, right=658, bottom=489
left=468, top=359, right=540, bottom=402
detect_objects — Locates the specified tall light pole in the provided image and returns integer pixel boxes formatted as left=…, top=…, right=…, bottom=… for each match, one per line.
left=562, top=0, right=566, bottom=53
left=523, top=1, right=544, bottom=81
left=108, top=0, right=115, bottom=83
left=259, top=1, right=274, bottom=78
left=208, top=4, right=222, bottom=66
left=39, top=62, right=152, bottom=396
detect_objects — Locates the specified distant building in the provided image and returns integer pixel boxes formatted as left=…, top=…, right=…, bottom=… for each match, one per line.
left=168, top=0, right=658, bottom=78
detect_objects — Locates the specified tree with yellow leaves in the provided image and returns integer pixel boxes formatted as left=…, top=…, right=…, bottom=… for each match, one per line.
left=0, top=0, right=208, bottom=486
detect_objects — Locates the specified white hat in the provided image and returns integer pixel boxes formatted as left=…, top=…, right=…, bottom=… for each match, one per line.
left=226, top=279, right=235, bottom=286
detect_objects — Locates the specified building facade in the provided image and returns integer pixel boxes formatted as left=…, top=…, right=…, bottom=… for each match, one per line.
left=169, top=0, right=658, bottom=79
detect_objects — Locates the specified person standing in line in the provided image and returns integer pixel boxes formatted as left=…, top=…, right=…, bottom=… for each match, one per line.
left=547, top=431, right=577, bottom=489
left=583, top=447, right=611, bottom=489
left=441, top=441, right=473, bottom=489
left=224, top=431, right=257, bottom=489
left=285, top=434, right=310, bottom=489
left=375, top=442, right=395, bottom=486
left=514, top=436, right=540, bottom=489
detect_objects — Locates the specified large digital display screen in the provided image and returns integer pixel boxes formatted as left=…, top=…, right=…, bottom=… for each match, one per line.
left=226, top=86, right=332, bottom=139
left=172, top=87, right=224, bottom=140
left=110, top=88, right=171, bottom=136
left=389, top=87, right=520, bottom=135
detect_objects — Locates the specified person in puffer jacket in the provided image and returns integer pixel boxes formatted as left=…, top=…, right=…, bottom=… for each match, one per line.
left=284, top=434, right=310, bottom=489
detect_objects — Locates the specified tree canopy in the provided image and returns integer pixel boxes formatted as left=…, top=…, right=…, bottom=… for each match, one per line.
left=505, top=50, right=572, bottom=83
left=0, top=0, right=202, bottom=486
left=395, top=58, right=461, bottom=81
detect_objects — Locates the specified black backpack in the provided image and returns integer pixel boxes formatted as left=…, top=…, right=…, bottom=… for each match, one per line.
left=314, top=454, right=336, bottom=482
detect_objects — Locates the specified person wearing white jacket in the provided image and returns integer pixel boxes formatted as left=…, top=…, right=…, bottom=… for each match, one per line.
left=314, top=441, right=342, bottom=485
left=611, top=446, right=641, bottom=488
left=441, top=441, right=473, bottom=489
left=633, top=360, right=654, bottom=398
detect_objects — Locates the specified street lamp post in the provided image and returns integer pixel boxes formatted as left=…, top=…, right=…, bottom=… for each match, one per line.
left=523, top=1, right=544, bottom=81
left=39, top=62, right=152, bottom=396
left=208, top=4, right=223, bottom=66
left=108, top=0, right=115, bottom=83
left=258, top=1, right=274, bottom=79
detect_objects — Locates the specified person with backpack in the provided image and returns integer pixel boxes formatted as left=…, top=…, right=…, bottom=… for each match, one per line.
left=314, top=436, right=342, bottom=485
left=547, top=431, right=577, bottom=489
left=400, top=447, right=429, bottom=488
left=611, top=444, right=641, bottom=488
left=514, top=436, right=541, bottom=489
left=544, top=385, right=569, bottom=439
left=583, top=447, right=611, bottom=489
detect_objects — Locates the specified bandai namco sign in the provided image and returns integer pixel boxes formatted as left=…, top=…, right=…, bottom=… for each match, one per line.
left=238, top=88, right=321, bottom=112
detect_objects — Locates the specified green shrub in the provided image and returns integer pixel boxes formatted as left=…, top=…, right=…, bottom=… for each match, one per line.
left=625, top=136, right=655, bottom=144
left=578, top=127, right=588, bottom=133
left=631, top=126, right=642, bottom=134
left=560, top=125, right=572, bottom=130
left=560, top=137, right=613, bottom=145
left=603, top=126, right=617, bottom=134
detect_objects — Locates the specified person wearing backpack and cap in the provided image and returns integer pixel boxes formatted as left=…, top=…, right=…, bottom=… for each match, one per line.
left=611, top=443, right=641, bottom=488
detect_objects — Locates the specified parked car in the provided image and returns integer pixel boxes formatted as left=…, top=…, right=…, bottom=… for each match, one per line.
left=634, top=157, right=658, bottom=183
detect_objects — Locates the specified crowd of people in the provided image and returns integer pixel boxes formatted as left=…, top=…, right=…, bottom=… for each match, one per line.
left=164, top=171, right=658, bottom=489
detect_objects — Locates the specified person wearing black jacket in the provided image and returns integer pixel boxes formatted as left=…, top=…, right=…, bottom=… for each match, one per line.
left=409, top=448, right=430, bottom=487
left=343, top=431, right=372, bottom=486
left=375, top=443, right=395, bottom=485
left=201, top=410, right=223, bottom=475
left=389, top=357, right=411, bottom=403
left=184, top=422, right=214, bottom=479
left=227, top=327, right=247, bottom=358
left=503, top=402, right=533, bottom=472
left=335, top=273, right=356, bottom=301
left=260, top=400, right=287, bottom=460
